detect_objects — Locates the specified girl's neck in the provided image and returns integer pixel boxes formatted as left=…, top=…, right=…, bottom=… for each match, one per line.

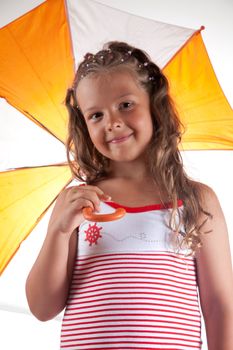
left=97, top=160, right=170, bottom=207
left=97, top=175, right=169, bottom=207
left=108, top=159, right=152, bottom=182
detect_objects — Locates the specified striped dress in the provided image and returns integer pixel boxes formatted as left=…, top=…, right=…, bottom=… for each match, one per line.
left=60, top=201, right=202, bottom=350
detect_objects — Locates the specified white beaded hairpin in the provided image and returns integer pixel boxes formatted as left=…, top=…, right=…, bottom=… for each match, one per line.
left=80, top=49, right=155, bottom=82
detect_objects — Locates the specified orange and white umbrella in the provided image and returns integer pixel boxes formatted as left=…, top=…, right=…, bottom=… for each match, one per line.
left=0, top=1, right=233, bottom=341
left=0, top=1, right=232, bottom=349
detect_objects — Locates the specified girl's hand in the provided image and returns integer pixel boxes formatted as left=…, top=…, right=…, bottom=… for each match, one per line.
left=47, top=185, right=111, bottom=236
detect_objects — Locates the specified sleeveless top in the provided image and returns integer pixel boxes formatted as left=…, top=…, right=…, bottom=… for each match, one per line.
left=60, top=201, right=202, bottom=350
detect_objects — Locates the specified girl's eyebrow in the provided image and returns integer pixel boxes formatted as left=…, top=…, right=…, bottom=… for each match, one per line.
left=117, top=93, right=134, bottom=99
left=83, top=106, right=100, bottom=114
left=83, top=93, right=134, bottom=114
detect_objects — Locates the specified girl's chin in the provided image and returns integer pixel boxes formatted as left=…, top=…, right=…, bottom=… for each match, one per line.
left=108, top=154, right=144, bottom=163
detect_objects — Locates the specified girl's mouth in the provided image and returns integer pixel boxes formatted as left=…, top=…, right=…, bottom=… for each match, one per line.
left=107, top=133, right=133, bottom=144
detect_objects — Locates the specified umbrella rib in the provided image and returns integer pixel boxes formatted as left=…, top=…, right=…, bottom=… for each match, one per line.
left=0, top=162, right=70, bottom=174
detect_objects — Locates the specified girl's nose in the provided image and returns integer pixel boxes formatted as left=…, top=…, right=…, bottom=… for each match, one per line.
left=106, top=113, right=123, bottom=132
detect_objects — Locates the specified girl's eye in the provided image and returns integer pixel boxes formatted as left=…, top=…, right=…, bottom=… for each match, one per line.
left=89, top=112, right=103, bottom=121
left=119, top=101, right=134, bottom=110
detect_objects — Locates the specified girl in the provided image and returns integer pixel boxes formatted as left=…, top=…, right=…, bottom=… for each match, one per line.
left=26, top=42, right=233, bottom=350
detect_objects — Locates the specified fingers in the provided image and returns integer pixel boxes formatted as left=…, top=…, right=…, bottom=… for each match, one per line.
left=66, top=185, right=111, bottom=212
left=79, top=185, right=111, bottom=200
left=71, top=198, right=95, bottom=211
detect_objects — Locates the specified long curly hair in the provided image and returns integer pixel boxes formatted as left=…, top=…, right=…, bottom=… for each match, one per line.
left=65, top=41, right=212, bottom=253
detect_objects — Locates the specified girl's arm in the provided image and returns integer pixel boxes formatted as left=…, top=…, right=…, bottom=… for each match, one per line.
left=26, top=185, right=110, bottom=321
left=25, top=227, right=77, bottom=321
left=195, top=184, right=233, bottom=350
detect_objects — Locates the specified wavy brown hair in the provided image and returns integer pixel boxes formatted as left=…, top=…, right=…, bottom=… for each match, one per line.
left=65, top=41, right=212, bottom=253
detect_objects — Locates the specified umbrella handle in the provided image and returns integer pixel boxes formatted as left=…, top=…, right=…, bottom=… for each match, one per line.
left=82, top=207, right=126, bottom=222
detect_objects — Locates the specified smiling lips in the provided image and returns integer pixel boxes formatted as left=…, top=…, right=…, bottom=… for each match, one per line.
left=107, top=133, right=133, bottom=144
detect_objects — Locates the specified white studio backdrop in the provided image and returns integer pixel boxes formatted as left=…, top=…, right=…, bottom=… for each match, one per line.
left=0, top=0, right=232, bottom=349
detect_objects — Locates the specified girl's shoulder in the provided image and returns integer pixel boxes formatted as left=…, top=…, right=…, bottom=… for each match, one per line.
left=190, top=180, right=219, bottom=209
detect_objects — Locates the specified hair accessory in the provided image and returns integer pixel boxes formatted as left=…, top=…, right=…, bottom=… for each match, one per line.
left=149, top=76, right=155, bottom=81
left=144, top=62, right=149, bottom=66
left=127, top=50, right=132, bottom=54
left=138, top=64, right=143, bottom=68
left=85, top=53, right=94, bottom=60
left=120, top=58, right=124, bottom=62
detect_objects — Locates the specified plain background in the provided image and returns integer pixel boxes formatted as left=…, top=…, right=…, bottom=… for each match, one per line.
left=0, top=0, right=232, bottom=349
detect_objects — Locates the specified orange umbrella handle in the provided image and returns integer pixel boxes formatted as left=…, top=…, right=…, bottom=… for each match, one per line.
left=82, top=207, right=126, bottom=222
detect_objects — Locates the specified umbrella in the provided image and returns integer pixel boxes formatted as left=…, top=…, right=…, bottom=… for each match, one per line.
left=0, top=0, right=232, bottom=348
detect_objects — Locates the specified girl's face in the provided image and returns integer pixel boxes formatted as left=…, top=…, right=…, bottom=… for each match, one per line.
left=76, top=69, right=153, bottom=164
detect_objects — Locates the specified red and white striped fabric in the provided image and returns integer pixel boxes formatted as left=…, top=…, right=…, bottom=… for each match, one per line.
left=61, top=202, right=202, bottom=349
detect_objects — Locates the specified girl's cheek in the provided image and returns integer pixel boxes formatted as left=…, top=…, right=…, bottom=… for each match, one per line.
left=87, top=125, right=96, bottom=137
left=89, top=128, right=102, bottom=144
